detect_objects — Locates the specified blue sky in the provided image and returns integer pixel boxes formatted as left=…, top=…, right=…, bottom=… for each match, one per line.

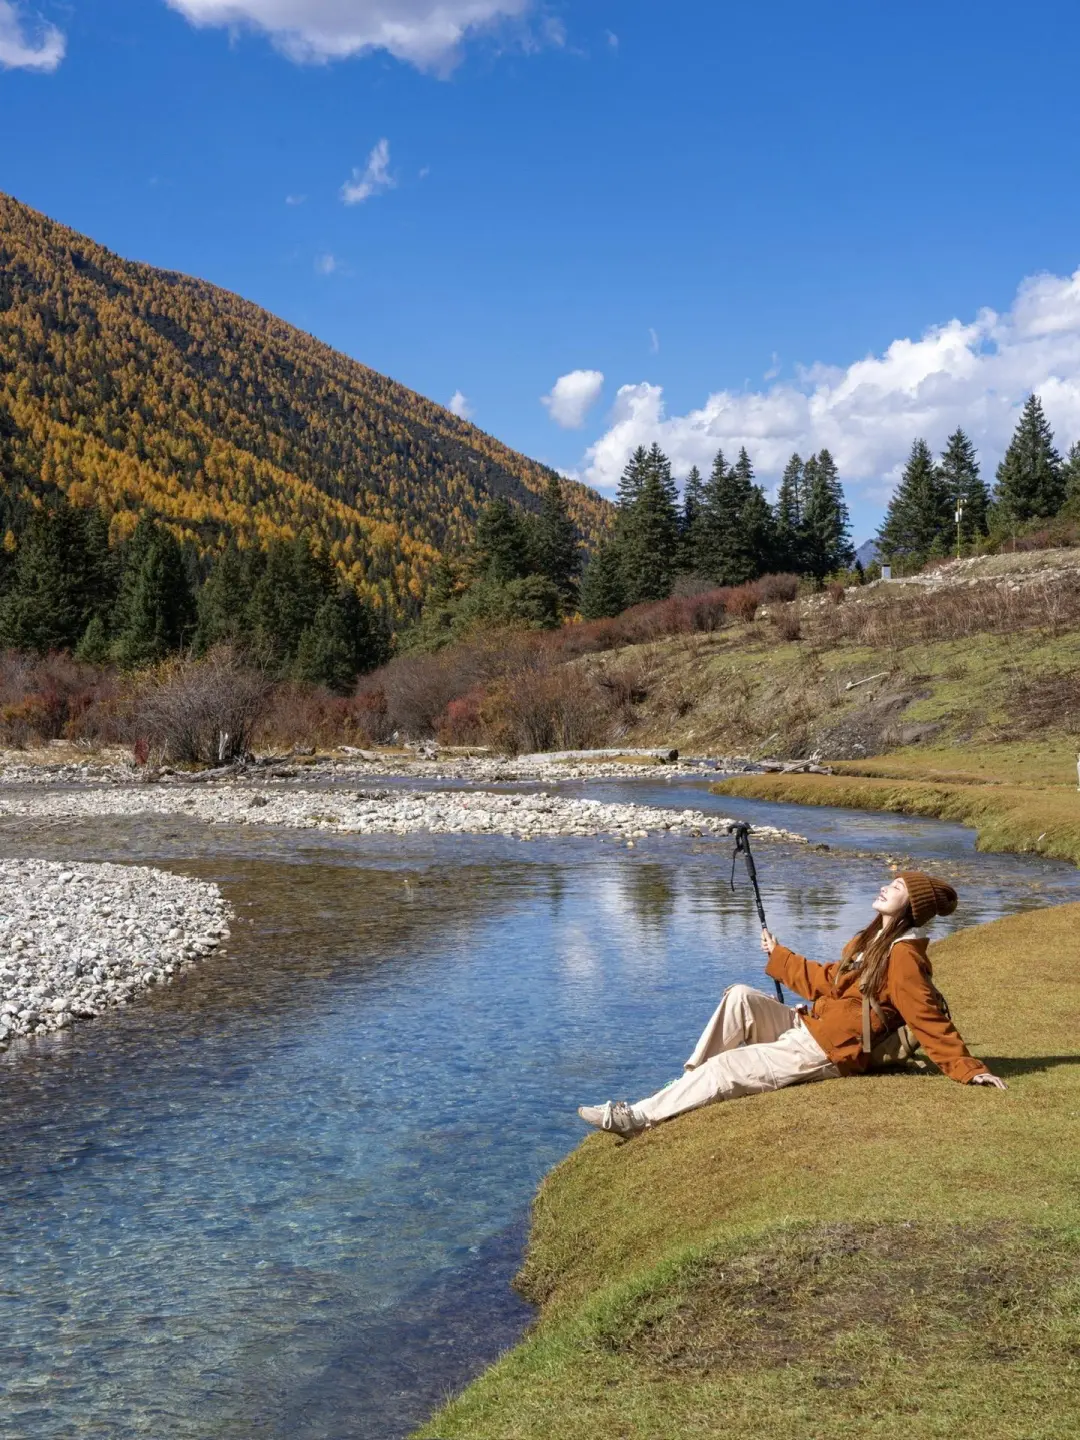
left=4, top=0, right=1080, bottom=542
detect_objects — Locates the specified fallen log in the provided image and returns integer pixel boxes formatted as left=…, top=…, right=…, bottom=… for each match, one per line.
left=514, top=748, right=680, bottom=764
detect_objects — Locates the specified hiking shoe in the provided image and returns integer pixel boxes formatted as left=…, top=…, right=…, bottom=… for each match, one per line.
left=577, top=1101, right=646, bottom=1136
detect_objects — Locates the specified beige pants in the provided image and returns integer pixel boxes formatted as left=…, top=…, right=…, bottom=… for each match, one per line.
left=635, top=984, right=841, bottom=1125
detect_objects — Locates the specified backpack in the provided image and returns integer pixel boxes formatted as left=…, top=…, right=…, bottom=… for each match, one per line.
left=862, top=979, right=951, bottom=1070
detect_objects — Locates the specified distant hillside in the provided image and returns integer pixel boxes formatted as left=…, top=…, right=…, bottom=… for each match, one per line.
left=0, top=194, right=611, bottom=613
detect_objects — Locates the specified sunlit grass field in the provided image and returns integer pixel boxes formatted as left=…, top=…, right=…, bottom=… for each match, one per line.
left=415, top=903, right=1080, bottom=1438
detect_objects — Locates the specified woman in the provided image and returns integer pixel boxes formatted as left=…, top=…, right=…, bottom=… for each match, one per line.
left=578, top=869, right=1007, bottom=1136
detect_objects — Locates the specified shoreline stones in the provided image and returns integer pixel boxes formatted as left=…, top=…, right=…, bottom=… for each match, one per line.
left=0, top=750, right=782, bottom=788
left=0, top=860, right=231, bottom=1051
left=0, top=784, right=801, bottom=844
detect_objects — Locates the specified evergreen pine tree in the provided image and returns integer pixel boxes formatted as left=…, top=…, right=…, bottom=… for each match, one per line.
left=578, top=537, right=626, bottom=619
left=775, top=453, right=805, bottom=571
left=876, top=439, right=952, bottom=565
left=474, top=498, right=532, bottom=584
left=802, top=449, right=855, bottom=579
left=741, top=483, right=778, bottom=577
left=618, top=443, right=681, bottom=605
left=293, top=587, right=389, bottom=694
left=938, top=428, right=989, bottom=542
left=0, top=501, right=117, bottom=654
left=616, top=446, right=651, bottom=510
left=111, top=516, right=196, bottom=667
left=1062, top=441, right=1080, bottom=513
left=733, top=446, right=755, bottom=490
left=194, top=542, right=258, bottom=652
left=75, top=613, right=111, bottom=664
left=0, top=527, right=15, bottom=603
left=680, top=465, right=705, bottom=572
left=248, top=533, right=335, bottom=669
left=534, top=475, right=579, bottom=602
left=696, top=447, right=756, bottom=585
left=994, top=394, right=1065, bottom=523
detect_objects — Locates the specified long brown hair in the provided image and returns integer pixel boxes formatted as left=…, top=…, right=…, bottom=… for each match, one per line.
left=836, top=905, right=915, bottom=998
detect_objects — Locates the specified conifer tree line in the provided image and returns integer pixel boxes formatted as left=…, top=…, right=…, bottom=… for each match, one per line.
left=404, top=473, right=583, bottom=649
left=0, top=500, right=390, bottom=693
left=579, top=442, right=854, bottom=619
left=877, top=397, right=1080, bottom=565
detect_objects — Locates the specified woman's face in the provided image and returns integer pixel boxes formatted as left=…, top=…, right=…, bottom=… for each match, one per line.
left=872, top=876, right=910, bottom=919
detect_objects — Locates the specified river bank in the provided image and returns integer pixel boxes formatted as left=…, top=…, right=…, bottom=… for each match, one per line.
left=0, top=744, right=820, bottom=789
left=415, top=900, right=1080, bottom=1438
left=712, top=739, right=1080, bottom=866
left=0, top=782, right=801, bottom=844
left=0, top=859, right=230, bottom=1048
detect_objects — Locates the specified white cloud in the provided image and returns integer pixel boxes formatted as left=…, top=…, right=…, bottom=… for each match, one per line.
left=542, top=369, right=605, bottom=430
left=341, top=138, right=395, bottom=205
left=315, top=252, right=338, bottom=274
left=0, top=1, right=65, bottom=70
left=579, top=267, right=1080, bottom=503
left=285, top=193, right=307, bottom=205
left=448, top=389, right=472, bottom=419
left=648, top=327, right=660, bottom=354
left=164, top=0, right=531, bottom=71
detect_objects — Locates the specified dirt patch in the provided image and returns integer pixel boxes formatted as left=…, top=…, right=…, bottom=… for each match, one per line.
left=805, top=688, right=938, bottom=759
left=597, top=1222, right=1078, bottom=1380
left=993, top=668, right=1080, bottom=739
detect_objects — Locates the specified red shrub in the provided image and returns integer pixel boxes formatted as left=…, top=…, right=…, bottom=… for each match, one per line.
left=724, top=583, right=763, bottom=623
left=758, top=572, right=801, bottom=603
left=434, top=686, right=487, bottom=745
left=0, top=652, right=127, bottom=748
left=683, top=589, right=730, bottom=631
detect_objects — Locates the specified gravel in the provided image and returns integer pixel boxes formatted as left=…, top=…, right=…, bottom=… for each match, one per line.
left=0, top=749, right=768, bottom=787
left=0, top=860, right=230, bottom=1050
left=0, top=783, right=799, bottom=843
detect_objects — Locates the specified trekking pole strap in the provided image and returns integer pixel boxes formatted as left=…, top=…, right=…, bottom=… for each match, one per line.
left=729, top=823, right=785, bottom=1005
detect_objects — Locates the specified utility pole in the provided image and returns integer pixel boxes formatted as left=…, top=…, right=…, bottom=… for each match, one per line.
left=955, top=496, right=966, bottom=561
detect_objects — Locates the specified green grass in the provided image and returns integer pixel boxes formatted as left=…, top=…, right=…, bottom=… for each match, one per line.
left=713, top=759, right=1080, bottom=867
left=414, top=904, right=1080, bottom=1438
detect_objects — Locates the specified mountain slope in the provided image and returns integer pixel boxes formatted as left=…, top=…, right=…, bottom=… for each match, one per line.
left=0, top=194, right=611, bottom=613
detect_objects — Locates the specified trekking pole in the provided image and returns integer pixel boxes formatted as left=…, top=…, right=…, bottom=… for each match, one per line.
left=729, top=822, right=785, bottom=1004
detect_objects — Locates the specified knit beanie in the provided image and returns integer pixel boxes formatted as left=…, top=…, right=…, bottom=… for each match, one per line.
left=899, top=871, right=958, bottom=927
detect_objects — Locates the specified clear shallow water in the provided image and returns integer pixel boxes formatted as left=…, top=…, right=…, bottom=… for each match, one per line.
left=2, top=783, right=1079, bottom=1439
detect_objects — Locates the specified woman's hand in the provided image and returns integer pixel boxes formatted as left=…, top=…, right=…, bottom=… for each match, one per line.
left=760, top=928, right=777, bottom=956
left=971, top=1072, right=1008, bottom=1090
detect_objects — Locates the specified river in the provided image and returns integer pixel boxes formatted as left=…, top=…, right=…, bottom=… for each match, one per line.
left=2, top=779, right=1078, bottom=1438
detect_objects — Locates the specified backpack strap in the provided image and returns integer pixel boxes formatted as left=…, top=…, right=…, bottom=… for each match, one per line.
left=861, top=994, right=888, bottom=1054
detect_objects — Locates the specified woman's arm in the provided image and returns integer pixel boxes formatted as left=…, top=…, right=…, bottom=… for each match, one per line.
left=889, top=943, right=1002, bottom=1086
left=761, top=931, right=836, bottom=1000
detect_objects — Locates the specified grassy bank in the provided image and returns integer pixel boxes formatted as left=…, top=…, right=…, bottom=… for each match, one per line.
left=415, top=903, right=1080, bottom=1438
left=712, top=740, right=1080, bottom=867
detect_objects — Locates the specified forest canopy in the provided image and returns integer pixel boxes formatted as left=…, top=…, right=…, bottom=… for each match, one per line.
left=0, top=193, right=611, bottom=621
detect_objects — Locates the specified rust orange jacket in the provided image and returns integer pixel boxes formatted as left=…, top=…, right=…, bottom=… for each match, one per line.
left=766, top=937, right=988, bottom=1084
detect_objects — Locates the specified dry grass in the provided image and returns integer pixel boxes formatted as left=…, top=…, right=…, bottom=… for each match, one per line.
left=808, top=572, right=1080, bottom=649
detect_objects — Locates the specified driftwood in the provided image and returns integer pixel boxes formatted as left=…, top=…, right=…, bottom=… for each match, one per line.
left=514, top=747, right=680, bottom=764
left=756, top=760, right=833, bottom=775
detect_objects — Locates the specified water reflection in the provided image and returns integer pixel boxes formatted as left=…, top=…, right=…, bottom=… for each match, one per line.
left=0, top=790, right=1078, bottom=1439
left=624, top=862, right=678, bottom=932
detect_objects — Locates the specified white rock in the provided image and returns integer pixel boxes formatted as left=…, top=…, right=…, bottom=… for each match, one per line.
left=0, top=859, right=231, bottom=1052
